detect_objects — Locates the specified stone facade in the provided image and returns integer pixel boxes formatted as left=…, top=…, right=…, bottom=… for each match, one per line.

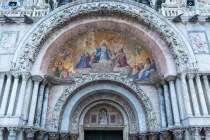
left=0, top=0, right=210, bottom=140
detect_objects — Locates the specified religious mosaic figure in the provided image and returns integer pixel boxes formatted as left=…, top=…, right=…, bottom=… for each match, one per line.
left=96, top=40, right=110, bottom=63
left=75, top=49, right=92, bottom=69
left=117, top=48, right=129, bottom=67
left=99, top=108, right=108, bottom=125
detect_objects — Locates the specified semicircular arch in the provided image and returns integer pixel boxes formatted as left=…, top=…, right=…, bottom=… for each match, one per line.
left=12, top=0, right=197, bottom=73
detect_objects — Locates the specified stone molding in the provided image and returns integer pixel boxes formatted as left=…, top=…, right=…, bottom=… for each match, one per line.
left=189, top=127, right=202, bottom=136
left=7, top=127, right=20, bottom=138
left=161, top=131, right=172, bottom=139
left=171, top=129, right=184, bottom=139
left=24, top=128, right=37, bottom=138
left=32, top=75, right=43, bottom=83
left=51, top=74, right=158, bottom=131
left=60, top=133, right=69, bottom=140
left=70, top=92, right=137, bottom=133
left=12, top=0, right=196, bottom=72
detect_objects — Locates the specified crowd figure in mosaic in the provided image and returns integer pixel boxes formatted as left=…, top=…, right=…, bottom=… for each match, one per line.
left=49, top=31, right=159, bottom=80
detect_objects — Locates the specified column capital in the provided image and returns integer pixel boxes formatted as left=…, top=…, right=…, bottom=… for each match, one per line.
left=177, top=73, right=187, bottom=79
left=49, top=132, right=59, bottom=140
left=171, top=129, right=184, bottom=139
left=24, top=128, right=37, bottom=138
left=70, top=133, right=79, bottom=140
left=60, top=133, right=69, bottom=140
left=160, top=80, right=167, bottom=85
left=21, top=73, right=30, bottom=81
left=202, top=74, right=208, bottom=79
left=187, top=73, right=195, bottom=79
left=165, top=75, right=176, bottom=82
left=0, top=72, right=5, bottom=79
left=6, top=73, right=12, bottom=78
left=195, top=73, right=201, bottom=78
left=37, top=130, right=47, bottom=140
left=161, top=131, right=172, bottom=139
left=139, top=132, right=148, bottom=140
left=7, top=127, right=21, bottom=137
left=204, top=127, right=210, bottom=136
left=189, top=127, right=202, bottom=136
left=32, top=75, right=43, bottom=83
left=155, top=83, right=162, bottom=88
left=150, top=132, right=159, bottom=140
left=42, top=79, right=48, bottom=86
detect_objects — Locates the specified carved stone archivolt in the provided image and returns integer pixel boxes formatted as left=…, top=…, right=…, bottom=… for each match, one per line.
left=12, top=0, right=196, bottom=72
left=71, top=92, right=137, bottom=133
left=51, top=74, right=158, bottom=132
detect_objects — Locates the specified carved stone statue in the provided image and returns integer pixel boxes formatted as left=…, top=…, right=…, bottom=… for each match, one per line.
left=99, top=108, right=108, bottom=125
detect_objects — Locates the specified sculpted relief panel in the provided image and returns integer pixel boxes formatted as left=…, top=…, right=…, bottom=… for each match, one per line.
left=189, top=31, right=209, bottom=54
left=0, top=31, right=19, bottom=54
left=49, top=30, right=159, bottom=81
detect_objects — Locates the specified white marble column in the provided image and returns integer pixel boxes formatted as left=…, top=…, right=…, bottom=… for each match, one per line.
left=204, top=128, right=210, bottom=140
left=7, top=127, right=20, bottom=140
left=27, top=75, right=43, bottom=126
left=35, top=80, right=47, bottom=127
left=202, top=74, right=210, bottom=112
left=195, top=74, right=209, bottom=116
left=15, top=73, right=30, bottom=116
left=189, top=127, right=202, bottom=140
left=0, top=128, right=4, bottom=140
left=0, top=73, right=5, bottom=100
left=161, top=81, right=173, bottom=127
left=166, top=76, right=181, bottom=126
left=187, top=74, right=200, bottom=116
left=179, top=73, right=193, bottom=117
left=41, top=84, right=50, bottom=128
left=0, top=73, right=12, bottom=116
left=156, top=83, right=167, bottom=128
left=7, top=73, right=20, bottom=116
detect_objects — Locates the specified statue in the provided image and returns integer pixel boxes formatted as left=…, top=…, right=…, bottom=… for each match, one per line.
left=99, top=108, right=108, bottom=125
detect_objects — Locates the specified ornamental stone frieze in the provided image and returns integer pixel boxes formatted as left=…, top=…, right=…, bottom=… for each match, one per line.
left=12, top=0, right=197, bottom=73
left=51, top=74, right=158, bottom=131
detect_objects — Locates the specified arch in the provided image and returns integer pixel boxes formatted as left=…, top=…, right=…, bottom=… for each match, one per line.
left=12, top=0, right=197, bottom=73
left=70, top=92, right=138, bottom=133
left=51, top=74, right=158, bottom=132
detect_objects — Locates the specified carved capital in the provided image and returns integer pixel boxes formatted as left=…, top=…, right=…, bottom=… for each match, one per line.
left=195, top=73, right=201, bottom=79
left=202, top=74, right=208, bottom=80
left=32, top=75, right=43, bottom=83
left=37, top=131, right=47, bottom=140
left=161, top=131, right=172, bottom=139
left=150, top=132, right=159, bottom=140
left=22, top=73, right=30, bottom=81
left=129, top=133, right=138, bottom=140
left=0, top=72, right=5, bottom=79
left=7, top=127, right=20, bottom=138
left=178, top=73, right=186, bottom=80
left=160, top=80, right=167, bottom=85
left=187, top=73, right=195, bottom=80
left=6, top=73, right=12, bottom=79
left=12, top=73, right=20, bottom=79
left=171, top=129, right=184, bottom=139
left=165, top=76, right=176, bottom=82
left=155, top=83, right=162, bottom=89
left=139, top=132, right=148, bottom=140
left=49, top=132, right=59, bottom=140
left=189, top=127, right=201, bottom=136
left=60, top=133, right=69, bottom=140
left=204, top=127, right=210, bottom=136
left=24, top=128, right=37, bottom=138
left=70, top=133, right=79, bottom=140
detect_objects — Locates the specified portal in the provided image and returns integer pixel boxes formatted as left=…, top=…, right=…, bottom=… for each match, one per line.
left=84, top=130, right=123, bottom=140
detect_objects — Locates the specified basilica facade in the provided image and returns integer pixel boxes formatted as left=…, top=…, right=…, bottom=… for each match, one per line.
left=0, top=0, right=210, bottom=140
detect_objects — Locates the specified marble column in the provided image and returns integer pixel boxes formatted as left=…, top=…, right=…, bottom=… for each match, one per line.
left=35, top=80, right=47, bottom=127
left=156, top=83, right=167, bottom=128
left=179, top=73, right=193, bottom=117
left=204, top=128, right=210, bottom=140
left=0, top=128, right=4, bottom=140
left=0, top=73, right=12, bottom=116
left=161, top=81, right=173, bottom=127
left=187, top=74, right=200, bottom=116
left=7, top=73, right=20, bottom=116
left=195, top=74, right=209, bottom=116
left=202, top=74, right=210, bottom=112
left=40, top=84, right=50, bottom=128
left=60, top=133, right=69, bottom=140
left=0, top=73, right=5, bottom=101
left=189, top=127, right=202, bottom=140
left=49, top=132, right=59, bottom=140
left=27, top=75, right=43, bottom=126
left=161, top=131, right=172, bottom=140
left=7, top=127, right=20, bottom=140
left=166, top=76, right=181, bottom=126
left=15, top=73, right=30, bottom=116
left=25, top=128, right=37, bottom=140
left=172, top=129, right=184, bottom=140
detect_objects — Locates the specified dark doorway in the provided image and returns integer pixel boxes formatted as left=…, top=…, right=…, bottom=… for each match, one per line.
left=84, top=130, right=123, bottom=140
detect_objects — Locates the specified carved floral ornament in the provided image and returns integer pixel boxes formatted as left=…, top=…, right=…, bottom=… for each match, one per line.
left=12, top=0, right=197, bottom=72
left=51, top=73, right=158, bottom=132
